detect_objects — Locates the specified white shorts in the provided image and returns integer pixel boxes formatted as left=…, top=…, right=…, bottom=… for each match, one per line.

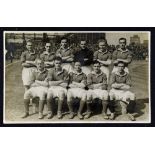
left=22, top=67, right=37, bottom=86
left=62, top=63, right=73, bottom=73
left=48, top=86, right=67, bottom=98
left=87, top=89, right=108, bottom=100
left=67, top=88, right=87, bottom=99
left=81, top=66, right=92, bottom=76
left=24, top=86, right=48, bottom=100
left=109, top=88, right=135, bottom=103
left=112, top=66, right=129, bottom=73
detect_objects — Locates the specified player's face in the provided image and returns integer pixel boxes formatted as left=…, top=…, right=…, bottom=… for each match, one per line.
left=117, top=63, right=125, bottom=72
left=54, top=60, right=62, bottom=70
left=93, top=63, right=100, bottom=73
left=61, top=39, right=67, bottom=48
left=119, top=39, right=126, bottom=49
left=26, top=42, right=33, bottom=51
left=45, top=43, right=51, bottom=52
left=99, top=42, right=106, bottom=51
left=80, top=41, right=86, bottom=49
left=37, top=60, right=44, bottom=71
left=74, top=62, right=81, bottom=71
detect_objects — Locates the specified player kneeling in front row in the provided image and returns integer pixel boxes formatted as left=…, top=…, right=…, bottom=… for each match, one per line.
left=46, top=57, right=69, bottom=119
left=67, top=61, right=87, bottom=119
left=109, top=61, right=136, bottom=121
left=85, top=61, right=109, bottom=119
left=22, top=59, right=48, bottom=119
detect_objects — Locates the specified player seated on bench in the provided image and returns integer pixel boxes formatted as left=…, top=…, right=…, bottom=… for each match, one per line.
left=22, top=59, right=48, bottom=119
left=46, top=56, right=69, bottom=119
left=85, top=60, right=109, bottom=119
left=67, top=61, right=87, bottom=119
left=109, top=61, right=136, bottom=121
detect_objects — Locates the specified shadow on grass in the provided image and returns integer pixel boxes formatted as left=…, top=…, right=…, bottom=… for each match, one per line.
left=31, top=97, right=149, bottom=119
left=134, top=98, right=149, bottom=118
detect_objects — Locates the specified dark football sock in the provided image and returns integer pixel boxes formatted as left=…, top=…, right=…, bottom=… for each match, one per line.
left=102, top=100, right=108, bottom=113
left=47, top=99, right=53, bottom=113
left=86, top=101, right=91, bottom=112
left=127, top=100, right=136, bottom=114
left=78, top=100, right=85, bottom=114
left=58, top=100, right=63, bottom=112
left=39, top=100, right=45, bottom=113
left=24, top=99, right=30, bottom=113
left=67, top=101, right=73, bottom=112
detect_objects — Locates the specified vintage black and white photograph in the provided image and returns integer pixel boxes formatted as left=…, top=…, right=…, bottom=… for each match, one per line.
left=4, top=31, right=150, bottom=124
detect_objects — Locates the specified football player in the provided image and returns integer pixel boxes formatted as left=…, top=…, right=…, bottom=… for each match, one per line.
left=56, top=37, right=74, bottom=73
left=94, top=39, right=112, bottom=82
left=22, top=59, right=48, bottom=119
left=112, top=38, right=132, bottom=73
left=46, top=57, right=69, bottom=119
left=85, top=61, right=109, bottom=119
left=109, top=61, right=136, bottom=121
left=67, top=61, right=87, bottom=119
left=21, top=40, right=38, bottom=92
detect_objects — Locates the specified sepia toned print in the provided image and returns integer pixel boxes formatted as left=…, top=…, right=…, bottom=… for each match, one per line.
left=4, top=31, right=150, bottom=123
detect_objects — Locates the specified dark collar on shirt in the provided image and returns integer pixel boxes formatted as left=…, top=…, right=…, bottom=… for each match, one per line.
left=72, top=70, right=83, bottom=76
left=60, top=46, right=70, bottom=51
left=91, top=70, right=103, bottom=76
left=117, top=48, right=128, bottom=53
left=36, top=69, right=47, bottom=74
left=43, top=51, right=55, bottom=55
left=115, top=71, right=127, bottom=77
left=98, top=49, right=108, bottom=54
left=27, top=50, right=36, bottom=55
left=55, top=67, right=64, bottom=75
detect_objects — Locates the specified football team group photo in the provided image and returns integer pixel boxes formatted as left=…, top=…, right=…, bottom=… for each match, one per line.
left=4, top=31, right=150, bottom=123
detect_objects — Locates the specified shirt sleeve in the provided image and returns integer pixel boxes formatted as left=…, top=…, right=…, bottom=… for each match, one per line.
left=126, top=74, right=132, bottom=86
left=39, top=53, right=44, bottom=60
left=68, top=72, right=73, bottom=84
left=87, top=74, right=92, bottom=86
left=47, top=69, right=53, bottom=81
left=70, top=49, right=74, bottom=58
left=112, top=50, right=118, bottom=60
left=127, top=51, right=132, bottom=64
left=63, top=70, right=69, bottom=83
left=93, top=51, right=98, bottom=60
left=81, top=73, right=87, bottom=85
left=56, top=49, right=61, bottom=57
left=110, top=73, right=116, bottom=85
left=20, top=52, right=26, bottom=63
left=108, top=52, right=112, bottom=60
left=102, top=73, right=107, bottom=85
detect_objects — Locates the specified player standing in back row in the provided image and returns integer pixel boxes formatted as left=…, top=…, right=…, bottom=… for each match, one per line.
left=74, top=40, right=93, bottom=75
left=112, top=38, right=132, bottom=73
left=56, top=38, right=74, bottom=73
left=21, top=41, right=38, bottom=92
left=40, top=42, right=55, bottom=70
left=94, top=39, right=112, bottom=81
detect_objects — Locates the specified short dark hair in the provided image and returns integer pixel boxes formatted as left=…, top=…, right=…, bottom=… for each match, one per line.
left=80, top=40, right=87, bottom=43
left=98, top=39, right=107, bottom=45
left=93, top=60, right=100, bottom=65
left=26, top=40, right=33, bottom=45
left=45, top=42, right=51, bottom=46
left=54, top=56, right=62, bottom=62
left=117, top=61, right=125, bottom=66
left=61, top=37, right=68, bottom=42
left=119, top=38, right=127, bottom=43
left=74, top=60, right=81, bottom=64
